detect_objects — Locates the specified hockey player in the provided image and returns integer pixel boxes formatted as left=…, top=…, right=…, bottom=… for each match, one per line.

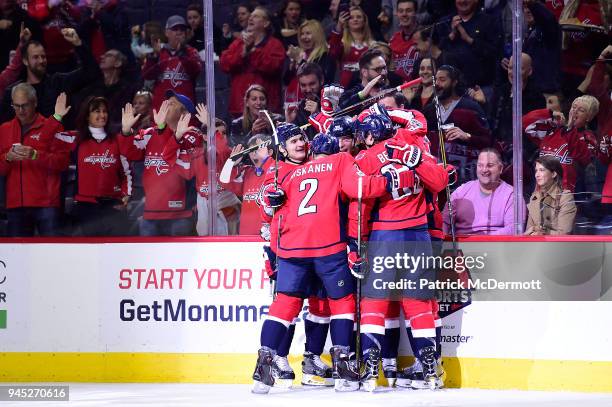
left=327, top=115, right=359, bottom=156
left=257, top=123, right=334, bottom=388
left=349, top=109, right=449, bottom=391
left=252, top=131, right=418, bottom=393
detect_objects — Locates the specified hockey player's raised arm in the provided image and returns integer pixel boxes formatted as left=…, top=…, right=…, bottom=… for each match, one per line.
left=414, top=156, right=449, bottom=194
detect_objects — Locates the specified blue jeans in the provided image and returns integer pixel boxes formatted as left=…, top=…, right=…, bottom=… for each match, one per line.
left=139, top=217, right=194, bottom=236
left=6, top=207, right=60, bottom=237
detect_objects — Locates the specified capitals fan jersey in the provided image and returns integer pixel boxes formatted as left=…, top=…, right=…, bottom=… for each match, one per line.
left=276, top=152, right=390, bottom=258
left=389, top=31, right=420, bottom=81
left=222, top=157, right=274, bottom=235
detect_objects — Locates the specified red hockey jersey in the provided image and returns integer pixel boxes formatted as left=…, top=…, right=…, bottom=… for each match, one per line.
left=328, top=30, right=370, bottom=88
left=350, top=129, right=448, bottom=238
left=223, top=158, right=274, bottom=235
left=389, top=30, right=420, bottom=81
left=276, top=152, right=391, bottom=258
left=142, top=45, right=203, bottom=110
left=122, top=127, right=192, bottom=220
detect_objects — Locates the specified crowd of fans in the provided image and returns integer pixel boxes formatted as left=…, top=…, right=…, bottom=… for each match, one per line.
left=0, top=0, right=609, bottom=237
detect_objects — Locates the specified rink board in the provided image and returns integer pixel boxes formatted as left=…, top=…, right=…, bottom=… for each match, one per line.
left=0, top=237, right=611, bottom=392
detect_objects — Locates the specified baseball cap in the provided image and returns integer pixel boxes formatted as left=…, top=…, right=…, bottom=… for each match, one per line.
left=165, top=90, right=196, bottom=114
left=166, top=15, right=188, bottom=30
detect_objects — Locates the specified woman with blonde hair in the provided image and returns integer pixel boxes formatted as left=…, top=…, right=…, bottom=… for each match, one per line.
left=329, top=6, right=374, bottom=88
left=525, top=156, right=577, bottom=235
left=283, top=19, right=336, bottom=113
left=229, top=84, right=281, bottom=147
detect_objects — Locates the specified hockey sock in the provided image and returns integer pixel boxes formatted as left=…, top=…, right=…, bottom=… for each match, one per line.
left=304, top=318, right=329, bottom=355
left=261, top=319, right=289, bottom=350
left=436, top=325, right=442, bottom=359
left=277, top=322, right=296, bottom=357
left=330, top=319, right=353, bottom=347
left=382, top=326, right=400, bottom=359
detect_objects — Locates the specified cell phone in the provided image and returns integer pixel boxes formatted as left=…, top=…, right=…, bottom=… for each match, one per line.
left=338, top=0, right=350, bottom=17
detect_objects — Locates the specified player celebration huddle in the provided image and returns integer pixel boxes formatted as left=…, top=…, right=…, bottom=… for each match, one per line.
left=238, top=82, right=455, bottom=394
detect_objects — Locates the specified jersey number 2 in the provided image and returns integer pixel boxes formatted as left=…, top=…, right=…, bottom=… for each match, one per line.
left=298, top=179, right=318, bottom=216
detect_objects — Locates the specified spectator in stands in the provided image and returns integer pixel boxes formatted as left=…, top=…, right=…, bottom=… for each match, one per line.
left=131, top=21, right=165, bottom=62
left=412, top=25, right=461, bottom=77
left=0, top=24, right=30, bottom=96
left=437, top=0, right=503, bottom=89
left=0, top=0, right=42, bottom=71
left=78, top=0, right=132, bottom=65
left=422, top=65, right=492, bottom=184
left=443, top=148, right=520, bottom=235
left=229, top=84, right=282, bottom=148
left=522, top=0, right=561, bottom=94
left=597, top=132, right=612, bottom=231
left=222, top=133, right=274, bottom=235
left=370, top=41, right=404, bottom=87
left=186, top=3, right=205, bottom=52
left=0, top=84, right=70, bottom=236
left=54, top=96, right=130, bottom=236
left=288, top=62, right=323, bottom=139
left=282, top=19, right=334, bottom=115
left=274, top=0, right=303, bottom=49
left=525, top=155, right=576, bottom=235
left=406, top=57, right=434, bottom=110
left=0, top=28, right=97, bottom=123
left=142, top=15, right=202, bottom=110
left=72, top=49, right=141, bottom=134
left=578, top=45, right=612, bottom=139
left=389, top=0, right=419, bottom=81
left=220, top=6, right=285, bottom=117
left=328, top=6, right=374, bottom=88
left=493, top=52, right=546, bottom=146
left=224, top=2, right=254, bottom=43
left=120, top=92, right=197, bottom=236
left=338, top=48, right=388, bottom=109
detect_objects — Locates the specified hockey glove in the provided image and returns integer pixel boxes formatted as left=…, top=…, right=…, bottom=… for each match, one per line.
left=308, top=112, right=334, bottom=133
left=385, top=140, right=422, bottom=169
left=262, top=184, right=286, bottom=209
left=441, top=163, right=458, bottom=187
left=260, top=223, right=271, bottom=241
left=321, top=84, right=344, bottom=115
left=263, top=245, right=277, bottom=281
left=383, top=166, right=416, bottom=193
left=348, top=251, right=365, bottom=279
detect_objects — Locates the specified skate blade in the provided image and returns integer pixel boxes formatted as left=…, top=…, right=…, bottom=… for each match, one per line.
left=274, top=379, right=294, bottom=388
left=395, top=378, right=412, bottom=388
left=252, top=380, right=271, bottom=394
left=334, top=379, right=360, bottom=392
left=361, top=378, right=377, bottom=392
left=301, top=374, right=334, bottom=387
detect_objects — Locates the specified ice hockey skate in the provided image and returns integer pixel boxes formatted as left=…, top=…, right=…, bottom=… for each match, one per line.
left=418, top=346, right=445, bottom=390
left=272, top=355, right=295, bottom=388
left=301, top=352, right=334, bottom=386
left=252, top=347, right=276, bottom=394
left=382, top=357, right=397, bottom=387
left=361, top=347, right=381, bottom=392
left=330, top=346, right=360, bottom=392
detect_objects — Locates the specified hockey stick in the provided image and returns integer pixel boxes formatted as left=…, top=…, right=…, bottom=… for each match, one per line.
left=227, top=139, right=273, bottom=161
left=261, top=110, right=280, bottom=298
left=299, top=78, right=423, bottom=130
left=355, top=176, right=363, bottom=382
left=220, top=139, right=274, bottom=183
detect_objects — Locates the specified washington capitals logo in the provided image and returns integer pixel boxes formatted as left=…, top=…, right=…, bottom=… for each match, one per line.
left=144, top=153, right=169, bottom=176
left=84, top=149, right=117, bottom=169
left=161, top=62, right=190, bottom=87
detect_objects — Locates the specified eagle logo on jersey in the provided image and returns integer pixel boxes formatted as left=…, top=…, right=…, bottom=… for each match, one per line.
left=144, top=154, right=169, bottom=176
left=84, top=149, right=117, bottom=169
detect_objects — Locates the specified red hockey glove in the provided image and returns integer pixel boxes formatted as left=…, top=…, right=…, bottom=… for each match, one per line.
left=440, top=163, right=458, bottom=186
left=263, top=245, right=277, bottom=281
left=309, top=112, right=334, bottom=133
left=348, top=251, right=365, bottom=279
left=321, top=84, right=344, bottom=115
left=383, top=166, right=416, bottom=192
left=385, top=139, right=422, bottom=169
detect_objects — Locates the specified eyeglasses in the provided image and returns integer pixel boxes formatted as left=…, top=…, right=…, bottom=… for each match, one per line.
left=368, top=65, right=388, bottom=74
left=11, top=102, right=32, bottom=111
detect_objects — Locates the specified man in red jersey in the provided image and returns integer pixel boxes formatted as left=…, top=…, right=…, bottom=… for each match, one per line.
left=120, top=91, right=196, bottom=236
left=389, top=0, right=420, bottom=81
left=349, top=109, right=448, bottom=391
left=252, top=130, right=418, bottom=393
